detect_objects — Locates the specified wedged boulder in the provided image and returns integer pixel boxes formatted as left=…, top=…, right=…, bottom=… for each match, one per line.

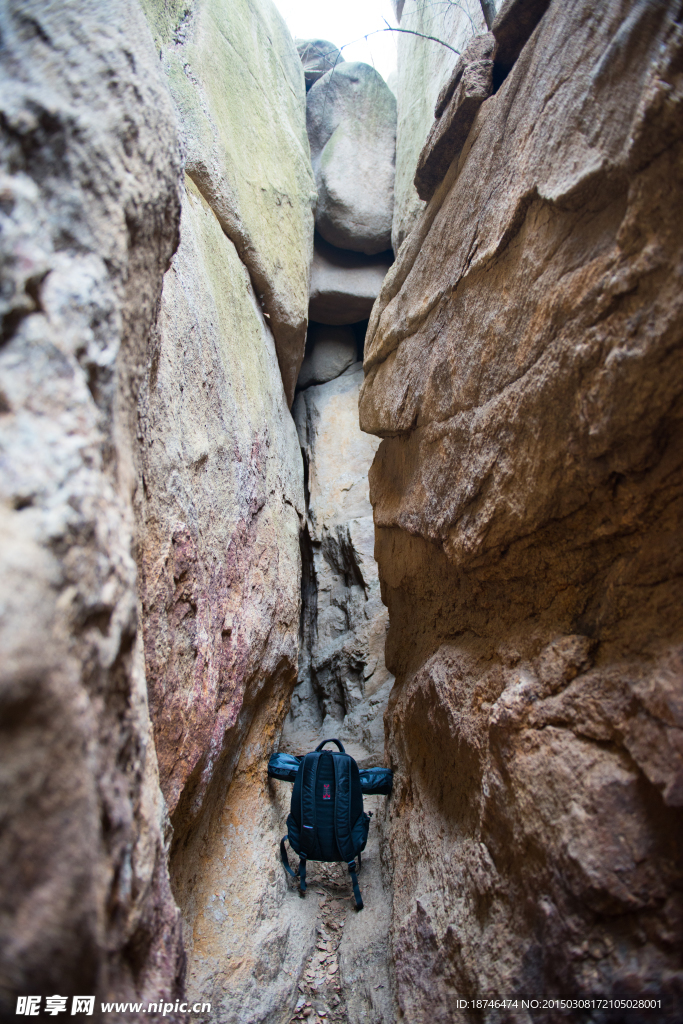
left=297, top=324, right=358, bottom=390
left=307, top=62, right=397, bottom=255
left=0, top=0, right=184, bottom=1008
left=414, top=33, right=495, bottom=201
left=297, top=38, right=345, bottom=89
left=144, top=0, right=315, bottom=405
left=284, top=365, right=393, bottom=764
left=309, top=233, right=393, bottom=325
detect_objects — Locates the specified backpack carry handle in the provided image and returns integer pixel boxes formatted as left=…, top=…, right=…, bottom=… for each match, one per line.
left=315, top=738, right=345, bottom=753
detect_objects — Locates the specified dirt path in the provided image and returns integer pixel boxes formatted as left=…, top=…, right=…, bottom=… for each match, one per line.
left=285, top=797, right=394, bottom=1024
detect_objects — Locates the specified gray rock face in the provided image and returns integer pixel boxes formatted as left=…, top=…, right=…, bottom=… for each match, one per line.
left=297, top=324, right=358, bottom=390
left=307, top=63, right=397, bottom=255
left=139, top=3, right=312, bottom=1019
left=285, top=365, right=393, bottom=765
left=309, top=234, right=394, bottom=325
left=297, top=38, right=345, bottom=88
left=0, top=0, right=184, bottom=1009
left=146, top=0, right=316, bottom=406
left=391, top=0, right=487, bottom=252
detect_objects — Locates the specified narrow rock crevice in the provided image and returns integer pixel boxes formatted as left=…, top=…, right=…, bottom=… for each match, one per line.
left=3, top=1, right=682, bottom=1022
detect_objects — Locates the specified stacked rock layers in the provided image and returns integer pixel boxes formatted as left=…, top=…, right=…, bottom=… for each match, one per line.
left=361, top=0, right=683, bottom=1016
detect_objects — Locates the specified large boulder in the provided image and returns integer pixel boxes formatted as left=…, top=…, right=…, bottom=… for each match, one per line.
left=0, top=0, right=184, bottom=1009
left=296, top=38, right=345, bottom=89
left=307, top=63, right=397, bottom=255
left=139, top=2, right=316, bottom=1017
left=138, top=175, right=308, bottom=1022
left=361, top=0, right=683, bottom=1012
left=309, top=234, right=394, bottom=325
left=145, top=0, right=316, bottom=405
left=138, top=175, right=304, bottom=829
left=297, top=324, right=358, bottom=390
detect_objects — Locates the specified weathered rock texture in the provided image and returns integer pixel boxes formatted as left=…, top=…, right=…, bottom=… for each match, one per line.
left=297, top=324, right=358, bottom=391
left=307, top=63, right=397, bottom=256
left=169, top=676, right=320, bottom=1024
left=361, top=0, right=683, bottom=1015
left=309, top=235, right=394, bottom=326
left=143, top=0, right=316, bottom=405
left=414, top=32, right=495, bottom=202
left=0, top=0, right=185, bottom=1012
left=285, top=366, right=393, bottom=767
left=137, top=174, right=304, bottom=833
left=281, top=359, right=396, bottom=1024
left=391, top=0, right=487, bottom=252
left=138, top=1, right=315, bottom=1018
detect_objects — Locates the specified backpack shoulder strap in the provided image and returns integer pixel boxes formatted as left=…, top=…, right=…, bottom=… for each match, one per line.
left=299, top=751, right=321, bottom=858
left=347, top=857, right=363, bottom=910
left=332, top=754, right=354, bottom=863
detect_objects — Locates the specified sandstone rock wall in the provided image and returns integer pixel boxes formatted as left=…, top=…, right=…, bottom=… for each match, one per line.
left=137, top=2, right=316, bottom=1019
left=138, top=168, right=307, bottom=1022
left=1, top=0, right=316, bottom=1018
left=0, top=0, right=184, bottom=1012
left=361, top=0, right=683, bottom=1016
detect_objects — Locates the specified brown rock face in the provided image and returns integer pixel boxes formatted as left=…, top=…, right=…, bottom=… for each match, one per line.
left=361, top=0, right=683, bottom=1013
left=137, top=177, right=304, bottom=832
left=0, top=0, right=184, bottom=1011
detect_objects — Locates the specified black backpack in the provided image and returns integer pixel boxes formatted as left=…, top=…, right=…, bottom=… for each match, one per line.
left=267, top=738, right=393, bottom=911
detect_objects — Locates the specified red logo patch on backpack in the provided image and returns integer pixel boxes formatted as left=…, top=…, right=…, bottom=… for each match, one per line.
left=322, top=783, right=331, bottom=800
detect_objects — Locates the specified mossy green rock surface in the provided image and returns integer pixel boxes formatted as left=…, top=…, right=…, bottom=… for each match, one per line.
left=143, top=0, right=316, bottom=404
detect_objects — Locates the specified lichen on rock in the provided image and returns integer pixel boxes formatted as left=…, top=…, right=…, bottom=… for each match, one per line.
left=144, top=0, right=316, bottom=406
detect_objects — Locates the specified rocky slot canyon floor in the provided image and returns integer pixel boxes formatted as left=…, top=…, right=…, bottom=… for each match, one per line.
left=280, top=795, right=392, bottom=1024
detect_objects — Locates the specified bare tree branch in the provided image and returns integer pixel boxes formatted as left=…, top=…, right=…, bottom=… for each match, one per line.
left=347, top=22, right=461, bottom=57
